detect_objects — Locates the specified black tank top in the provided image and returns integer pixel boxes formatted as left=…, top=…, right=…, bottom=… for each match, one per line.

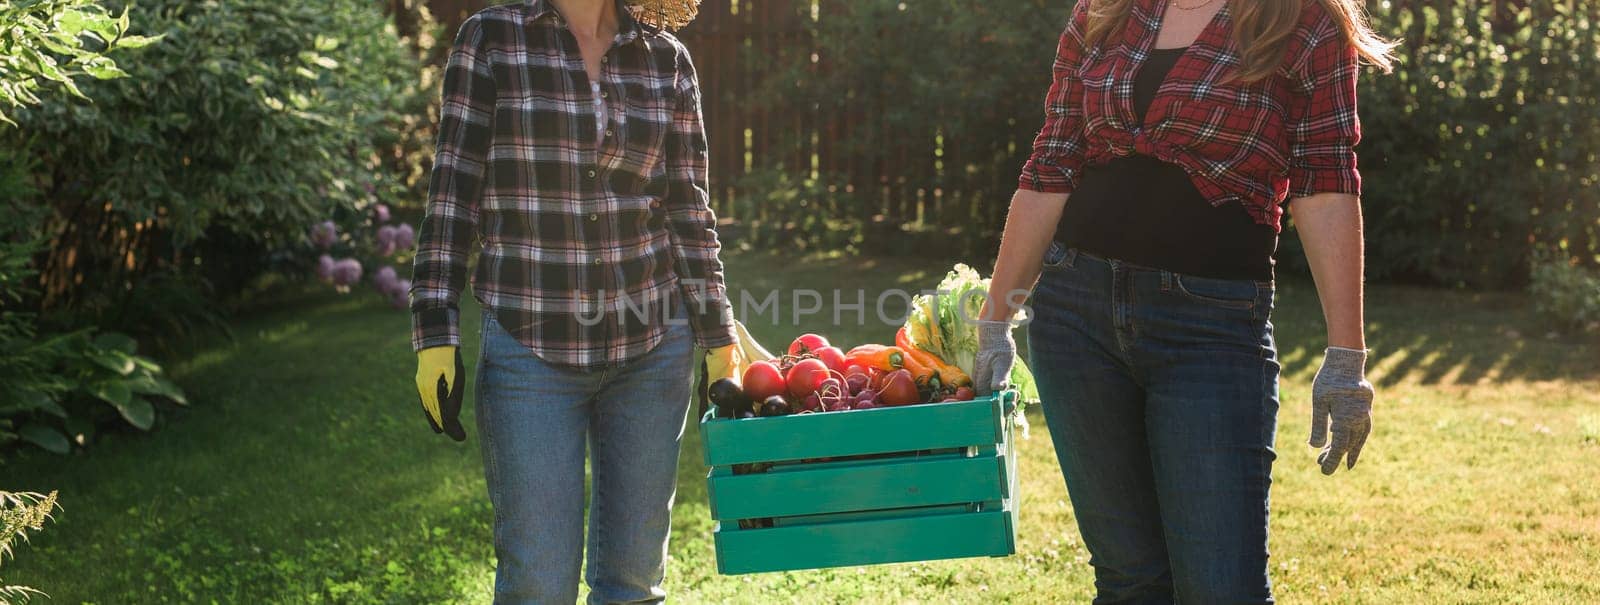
left=1055, top=47, right=1278, bottom=281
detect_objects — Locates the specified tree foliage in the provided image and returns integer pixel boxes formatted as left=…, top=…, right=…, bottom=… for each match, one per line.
left=743, top=0, right=1600, bottom=289
left=0, top=0, right=156, bottom=125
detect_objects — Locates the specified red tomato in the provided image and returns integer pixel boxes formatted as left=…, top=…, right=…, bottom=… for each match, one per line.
left=742, top=361, right=787, bottom=402
left=954, top=386, right=976, bottom=401
left=814, top=346, right=848, bottom=376
left=785, top=358, right=831, bottom=400
left=788, top=333, right=830, bottom=357
left=878, top=369, right=920, bottom=406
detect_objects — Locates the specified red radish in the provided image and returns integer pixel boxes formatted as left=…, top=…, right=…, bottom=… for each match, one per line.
left=802, top=392, right=823, bottom=413
left=816, top=377, right=845, bottom=411
left=788, top=333, right=830, bottom=356
left=854, top=389, right=879, bottom=408
left=814, top=346, right=848, bottom=375
left=954, top=386, right=976, bottom=401
left=878, top=369, right=920, bottom=406
left=844, top=372, right=870, bottom=396
left=742, top=361, right=787, bottom=402
left=785, top=358, right=831, bottom=400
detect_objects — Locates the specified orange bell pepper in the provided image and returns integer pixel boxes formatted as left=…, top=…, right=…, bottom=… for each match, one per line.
left=846, top=343, right=937, bottom=387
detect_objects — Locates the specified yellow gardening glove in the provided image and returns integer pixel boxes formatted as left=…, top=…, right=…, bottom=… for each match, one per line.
left=415, top=346, right=466, bottom=441
left=706, top=344, right=743, bottom=384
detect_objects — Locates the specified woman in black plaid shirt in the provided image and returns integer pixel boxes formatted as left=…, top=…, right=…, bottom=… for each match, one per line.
left=408, top=1, right=742, bottom=602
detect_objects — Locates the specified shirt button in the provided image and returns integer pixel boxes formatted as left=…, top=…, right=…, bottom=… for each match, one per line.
left=587, top=169, right=597, bottom=178
left=589, top=213, right=599, bottom=221
left=605, top=129, right=614, bottom=138
left=600, top=90, right=608, bottom=99
left=601, top=56, right=609, bottom=64
left=593, top=258, right=603, bottom=265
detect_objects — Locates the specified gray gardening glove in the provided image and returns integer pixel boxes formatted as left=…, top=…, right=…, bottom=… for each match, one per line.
left=972, top=320, right=1015, bottom=396
left=1309, top=346, right=1375, bottom=475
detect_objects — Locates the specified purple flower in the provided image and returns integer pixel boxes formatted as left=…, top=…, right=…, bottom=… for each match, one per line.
left=310, top=221, right=338, bottom=250
left=315, top=254, right=336, bottom=283
left=377, top=225, right=397, bottom=245
left=375, top=225, right=399, bottom=257
left=390, top=279, right=412, bottom=309
left=331, top=258, right=363, bottom=287
left=374, top=265, right=399, bottom=295
left=394, top=224, right=415, bottom=251
left=373, top=203, right=391, bottom=223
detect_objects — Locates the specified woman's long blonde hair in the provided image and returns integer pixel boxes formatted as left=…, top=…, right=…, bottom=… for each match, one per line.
left=1082, top=0, right=1397, bottom=81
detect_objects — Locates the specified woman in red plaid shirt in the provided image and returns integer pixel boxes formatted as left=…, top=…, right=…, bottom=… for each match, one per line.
left=974, top=0, right=1395, bottom=602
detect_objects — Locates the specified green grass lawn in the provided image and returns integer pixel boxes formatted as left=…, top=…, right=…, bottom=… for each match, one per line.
left=6, top=252, right=1599, bottom=604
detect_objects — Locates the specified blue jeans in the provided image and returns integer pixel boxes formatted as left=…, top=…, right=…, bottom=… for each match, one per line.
left=1027, top=244, right=1280, bottom=605
left=474, top=312, right=694, bottom=605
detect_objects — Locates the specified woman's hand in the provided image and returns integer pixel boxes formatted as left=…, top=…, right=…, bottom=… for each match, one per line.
left=416, top=346, right=467, bottom=442
left=705, top=343, right=743, bottom=384
left=1309, top=347, right=1374, bottom=474
left=973, top=321, right=1017, bottom=396
left=1290, top=192, right=1370, bottom=474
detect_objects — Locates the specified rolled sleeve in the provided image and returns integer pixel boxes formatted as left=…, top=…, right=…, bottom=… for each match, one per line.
left=663, top=48, right=736, bottom=349
left=1287, top=21, right=1363, bottom=199
left=1018, top=2, right=1091, bottom=195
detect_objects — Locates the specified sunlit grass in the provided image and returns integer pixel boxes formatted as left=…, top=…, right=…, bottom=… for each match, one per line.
left=4, top=254, right=1597, bottom=603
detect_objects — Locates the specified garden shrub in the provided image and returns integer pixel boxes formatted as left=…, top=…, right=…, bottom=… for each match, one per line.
left=1, top=177, right=188, bottom=456
left=1, top=0, right=429, bottom=344
left=0, top=0, right=155, bottom=124
left=1359, top=0, right=1600, bottom=289
left=738, top=0, right=1599, bottom=289
left=1529, top=250, right=1600, bottom=334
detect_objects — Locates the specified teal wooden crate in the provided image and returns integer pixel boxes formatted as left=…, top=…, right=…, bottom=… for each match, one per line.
left=700, top=390, right=1019, bottom=575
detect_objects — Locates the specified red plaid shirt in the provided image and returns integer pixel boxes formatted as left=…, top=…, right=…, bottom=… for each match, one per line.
left=410, top=0, right=734, bottom=367
left=1019, top=0, right=1363, bottom=230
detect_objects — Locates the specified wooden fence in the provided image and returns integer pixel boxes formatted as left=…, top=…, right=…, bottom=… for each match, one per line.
left=420, top=0, right=1001, bottom=226
left=414, top=0, right=1591, bottom=230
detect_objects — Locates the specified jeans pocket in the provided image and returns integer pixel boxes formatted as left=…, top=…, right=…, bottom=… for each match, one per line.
left=1171, top=273, right=1258, bottom=310
left=1041, top=241, right=1074, bottom=271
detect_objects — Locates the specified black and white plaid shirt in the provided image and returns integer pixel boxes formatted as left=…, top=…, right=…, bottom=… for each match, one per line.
left=409, top=0, right=735, bottom=368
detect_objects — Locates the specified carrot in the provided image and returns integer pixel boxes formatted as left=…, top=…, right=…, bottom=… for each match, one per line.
left=896, top=327, right=973, bottom=388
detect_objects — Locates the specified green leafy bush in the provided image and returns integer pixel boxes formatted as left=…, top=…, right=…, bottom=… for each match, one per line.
left=1358, top=1, right=1600, bottom=288
left=1529, top=251, right=1600, bottom=334
left=0, top=191, right=188, bottom=455
left=0, top=491, right=59, bottom=604
left=2, top=0, right=428, bottom=344
left=738, top=0, right=1599, bottom=289
left=728, top=168, right=866, bottom=254
left=0, top=0, right=156, bottom=124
